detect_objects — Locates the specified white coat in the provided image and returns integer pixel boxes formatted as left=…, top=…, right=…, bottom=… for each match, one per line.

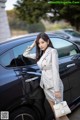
left=23, top=46, right=63, bottom=101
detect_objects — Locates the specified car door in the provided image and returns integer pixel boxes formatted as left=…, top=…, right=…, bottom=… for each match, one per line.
left=0, top=48, right=23, bottom=109
left=66, top=49, right=80, bottom=103
left=12, top=40, right=41, bottom=97
left=50, top=37, right=80, bottom=105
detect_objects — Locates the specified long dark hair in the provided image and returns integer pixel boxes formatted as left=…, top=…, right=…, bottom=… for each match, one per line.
left=35, top=32, right=54, bottom=61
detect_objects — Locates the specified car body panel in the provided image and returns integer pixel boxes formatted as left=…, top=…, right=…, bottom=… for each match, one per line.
left=0, top=65, right=23, bottom=110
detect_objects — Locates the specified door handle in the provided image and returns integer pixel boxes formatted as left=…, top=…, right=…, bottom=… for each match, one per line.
left=67, top=63, right=75, bottom=68
left=27, top=71, right=41, bottom=75
left=25, top=77, right=39, bottom=82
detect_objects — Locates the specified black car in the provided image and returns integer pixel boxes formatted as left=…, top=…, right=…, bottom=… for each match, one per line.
left=0, top=33, right=80, bottom=120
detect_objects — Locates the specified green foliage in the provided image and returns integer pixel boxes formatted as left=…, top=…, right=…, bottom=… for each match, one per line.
left=26, top=22, right=45, bottom=33
left=14, top=0, right=50, bottom=24
left=12, top=0, right=80, bottom=31
left=7, top=10, right=27, bottom=30
left=59, top=5, right=80, bottom=31
left=7, top=10, right=45, bottom=33
left=48, top=1, right=80, bottom=31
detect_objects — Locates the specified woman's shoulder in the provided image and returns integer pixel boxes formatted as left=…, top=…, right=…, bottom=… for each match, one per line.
left=49, top=47, right=57, bottom=52
left=49, top=47, right=58, bottom=56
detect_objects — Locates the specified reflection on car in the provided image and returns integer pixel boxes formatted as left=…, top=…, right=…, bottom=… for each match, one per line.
left=0, top=33, right=80, bottom=120
left=52, top=29, right=80, bottom=46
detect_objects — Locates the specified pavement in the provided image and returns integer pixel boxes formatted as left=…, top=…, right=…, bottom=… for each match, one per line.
left=69, top=106, right=80, bottom=120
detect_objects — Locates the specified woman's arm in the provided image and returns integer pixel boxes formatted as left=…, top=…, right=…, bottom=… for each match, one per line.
left=51, top=49, right=62, bottom=98
left=51, top=49, right=61, bottom=94
left=54, top=91, right=61, bottom=99
left=23, top=40, right=36, bottom=58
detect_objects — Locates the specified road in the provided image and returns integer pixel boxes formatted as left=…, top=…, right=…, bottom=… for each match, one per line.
left=69, top=106, right=80, bottom=120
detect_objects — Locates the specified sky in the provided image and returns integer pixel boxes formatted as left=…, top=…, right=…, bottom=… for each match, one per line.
left=5, top=0, right=17, bottom=10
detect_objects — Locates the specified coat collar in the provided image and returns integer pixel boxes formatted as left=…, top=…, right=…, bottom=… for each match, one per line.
left=41, top=47, right=52, bottom=60
left=37, top=47, right=52, bottom=69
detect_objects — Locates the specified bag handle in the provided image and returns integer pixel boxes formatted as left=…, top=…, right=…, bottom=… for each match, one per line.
left=54, top=94, right=63, bottom=104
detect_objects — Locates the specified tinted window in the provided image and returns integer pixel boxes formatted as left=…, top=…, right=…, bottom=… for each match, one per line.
left=12, top=41, right=36, bottom=66
left=0, top=50, right=16, bottom=67
left=50, top=37, right=78, bottom=58
left=0, top=41, right=36, bottom=67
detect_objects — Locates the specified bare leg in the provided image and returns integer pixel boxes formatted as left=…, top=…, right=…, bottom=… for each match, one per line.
left=48, top=100, right=60, bottom=120
left=59, top=116, right=69, bottom=120
left=48, top=100, right=69, bottom=120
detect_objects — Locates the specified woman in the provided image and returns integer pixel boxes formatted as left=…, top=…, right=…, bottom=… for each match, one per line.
left=23, top=33, right=69, bottom=120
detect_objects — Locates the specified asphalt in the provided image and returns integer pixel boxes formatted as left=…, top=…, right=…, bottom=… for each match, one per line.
left=69, top=106, right=80, bottom=120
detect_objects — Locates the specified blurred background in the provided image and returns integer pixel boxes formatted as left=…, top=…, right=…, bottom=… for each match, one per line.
left=6, top=0, right=80, bottom=36
left=0, top=0, right=80, bottom=39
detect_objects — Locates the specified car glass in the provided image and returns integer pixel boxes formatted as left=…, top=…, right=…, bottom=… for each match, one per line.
left=12, top=41, right=36, bottom=66
left=0, top=50, right=16, bottom=67
left=50, top=37, right=78, bottom=58
left=0, top=41, right=36, bottom=67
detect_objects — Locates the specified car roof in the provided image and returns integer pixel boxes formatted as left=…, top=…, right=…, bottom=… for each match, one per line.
left=0, top=32, right=57, bottom=44
left=0, top=32, right=40, bottom=44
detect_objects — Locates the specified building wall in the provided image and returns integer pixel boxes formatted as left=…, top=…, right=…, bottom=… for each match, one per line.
left=0, top=0, right=11, bottom=42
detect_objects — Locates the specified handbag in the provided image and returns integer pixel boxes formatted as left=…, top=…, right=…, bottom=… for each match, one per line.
left=53, top=101, right=71, bottom=118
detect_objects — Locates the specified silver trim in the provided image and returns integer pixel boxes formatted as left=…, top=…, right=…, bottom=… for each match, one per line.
left=25, top=77, right=38, bottom=82
left=27, top=72, right=41, bottom=75
left=67, top=63, right=75, bottom=68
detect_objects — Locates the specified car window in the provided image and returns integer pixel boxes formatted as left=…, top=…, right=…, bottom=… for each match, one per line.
left=50, top=37, right=78, bottom=58
left=0, top=50, right=16, bottom=67
left=0, top=41, right=36, bottom=68
left=12, top=41, right=36, bottom=66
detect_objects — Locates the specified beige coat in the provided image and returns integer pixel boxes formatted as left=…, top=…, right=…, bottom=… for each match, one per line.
left=23, top=46, right=63, bottom=92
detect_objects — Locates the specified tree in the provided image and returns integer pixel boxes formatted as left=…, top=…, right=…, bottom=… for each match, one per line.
left=14, top=0, right=50, bottom=24
left=48, top=0, right=80, bottom=31
left=59, top=5, right=80, bottom=31
left=7, top=9, right=45, bottom=33
left=14, top=0, right=80, bottom=31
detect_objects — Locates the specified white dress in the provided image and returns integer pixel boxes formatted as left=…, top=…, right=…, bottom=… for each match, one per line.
left=23, top=46, right=63, bottom=103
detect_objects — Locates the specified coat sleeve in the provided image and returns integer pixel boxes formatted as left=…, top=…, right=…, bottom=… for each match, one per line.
left=51, top=49, right=60, bottom=91
left=23, top=44, right=36, bottom=59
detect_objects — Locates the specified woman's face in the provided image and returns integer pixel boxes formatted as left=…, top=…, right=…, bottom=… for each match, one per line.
left=38, top=38, right=49, bottom=51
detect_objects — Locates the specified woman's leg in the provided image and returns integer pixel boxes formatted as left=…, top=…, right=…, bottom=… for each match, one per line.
left=48, top=100, right=60, bottom=120
left=59, top=116, right=69, bottom=120
left=48, top=100, right=69, bottom=120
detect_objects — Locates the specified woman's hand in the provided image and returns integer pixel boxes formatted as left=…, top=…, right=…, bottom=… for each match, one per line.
left=54, top=91, right=61, bottom=99
left=31, top=40, right=36, bottom=48
left=33, top=39, right=36, bottom=47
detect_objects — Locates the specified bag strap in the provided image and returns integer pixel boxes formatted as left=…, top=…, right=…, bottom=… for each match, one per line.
left=54, top=96, right=63, bottom=104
